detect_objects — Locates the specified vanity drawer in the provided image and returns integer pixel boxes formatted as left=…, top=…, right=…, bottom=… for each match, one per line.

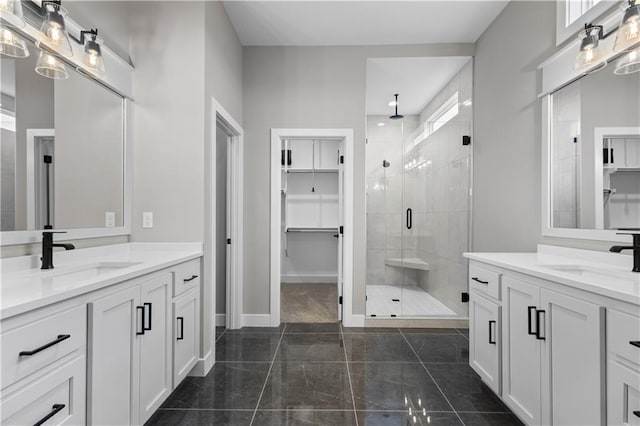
left=469, top=264, right=501, bottom=300
left=173, top=259, right=201, bottom=297
left=1, top=355, right=85, bottom=426
left=1, top=305, right=86, bottom=389
left=608, top=309, right=640, bottom=366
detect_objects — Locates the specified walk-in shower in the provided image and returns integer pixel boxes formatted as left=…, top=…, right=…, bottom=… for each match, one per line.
left=365, top=56, right=473, bottom=320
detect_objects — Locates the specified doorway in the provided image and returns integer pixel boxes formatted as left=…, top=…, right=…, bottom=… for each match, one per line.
left=270, top=129, right=355, bottom=327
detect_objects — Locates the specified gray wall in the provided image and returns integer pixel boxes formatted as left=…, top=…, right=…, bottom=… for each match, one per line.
left=243, top=43, right=474, bottom=316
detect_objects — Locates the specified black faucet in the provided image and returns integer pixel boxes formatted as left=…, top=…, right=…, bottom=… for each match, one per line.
left=41, top=231, right=75, bottom=270
left=610, top=232, right=640, bottom=273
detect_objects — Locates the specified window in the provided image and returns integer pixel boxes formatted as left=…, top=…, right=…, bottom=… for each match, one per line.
left=428, top=92, right=459, bottom=134
left=556, top=0, right=616, bottom=46
left=566, top=0, right=602, bottom=26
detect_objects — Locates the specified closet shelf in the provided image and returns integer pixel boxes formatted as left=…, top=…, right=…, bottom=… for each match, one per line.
left=384, top=258, right=430, bottom=271
left=284, top=168, right=339, bottom=174
left=286, top=227, right=338, bottom=233
left=606, top=167, right=640, bottom=173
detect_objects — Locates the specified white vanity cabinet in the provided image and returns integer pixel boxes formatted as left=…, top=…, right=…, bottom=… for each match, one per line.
left=171, top=260, right=201, bottom=385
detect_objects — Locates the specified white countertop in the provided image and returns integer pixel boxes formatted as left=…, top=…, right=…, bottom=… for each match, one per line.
left=464, top=245, right=640, bottom=306
left=0, top=243, right=203, bottom=320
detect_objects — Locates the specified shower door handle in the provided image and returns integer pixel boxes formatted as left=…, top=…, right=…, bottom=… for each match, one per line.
left=406, top=208, right=412, bottom=230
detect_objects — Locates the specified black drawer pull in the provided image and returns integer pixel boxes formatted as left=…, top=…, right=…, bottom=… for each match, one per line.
left=287, top=149, right=292, bottom=166
left=406, top=208, right=412, bottom=230
left=489, top=320, right=496, bottom=345
left=33, top=403, right=65, bottom=426
left=633, top=411, right=640, bottom=418
left=281, top=149, right=285, bottom=166
left=144, top=302, right=152, bottom=331
left=535, top=310, right=546, bottom=340
left=472, top=277, right=489, bottom=285
left=183, top=275, right=198, bottom=282
left=177, top=317, right=184, bottom=340
left=19, top=335, right=70, bottom=356
left=630, top=341, right=640, bottom=348
left=136, top=306, right=145, bottom=335
left=527, top=306, right=537, bottom=335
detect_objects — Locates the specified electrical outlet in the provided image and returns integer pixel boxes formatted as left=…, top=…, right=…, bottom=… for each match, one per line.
left=142, top=212, right=153, bottom=228
left=105, top=211, right=116, bottom=227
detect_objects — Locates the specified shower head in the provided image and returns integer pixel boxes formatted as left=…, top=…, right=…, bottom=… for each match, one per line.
left=389, top=94, right=404, bottom=120
left=382, top=160, right=390, bottom=168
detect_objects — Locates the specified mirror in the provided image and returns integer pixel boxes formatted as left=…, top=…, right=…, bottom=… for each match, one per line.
left=1, top=38, right=125, bottom=233
left=550, top=65, right=640, bottom=231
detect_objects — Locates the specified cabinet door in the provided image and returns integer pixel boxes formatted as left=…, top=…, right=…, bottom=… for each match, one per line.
left=88, top=286, right=141, bottom=426
left=139, top=274, right=172, bottom=424
left=608, top=361, right=640, bottom=426
left=469, top=292, right=501, bottom=395
left=315, top=139, right=340, bottom=170
left=173, top=289, right=200, bottom=386
left=289, top=139, right=314, bottom=169
left=502, top=276, right=542, bottom=425
left=540, top=289, right=605, bottom=426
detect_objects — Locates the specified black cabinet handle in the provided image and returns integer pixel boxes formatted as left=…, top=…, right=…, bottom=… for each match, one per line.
left=33, top=403, right=65, bottom=426
left=472, top=277, right=489, bottom=285
left=281, top=149, right=285, bottom=166
left=184, top=275, right=198, bottom=282
left=535, top=310, right=546, bottom=340
left=489, top=320, right=496, bottom=344
left=287, top=149, right=292, bottom=166
left=19, top=335, right=70, bottom=356
left=527, top=306, right=537, bottom=336
left=630, top=341, right=640, bottom=348
left=406, top=208, right=412, bottom=230
left=144, top=302, right=152, bottom=331
left=633, top=411, right=640, bottom=418
left=136, top=306, right=145, bottom=335
left=177, top=317, right=184, bottom=340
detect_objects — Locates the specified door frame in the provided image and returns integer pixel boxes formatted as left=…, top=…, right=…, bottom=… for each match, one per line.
left=208, top=98, right=244, bottom=335
left=270, top=128, right=357, bottom=327
left=26, top=129, right=55, bottom=229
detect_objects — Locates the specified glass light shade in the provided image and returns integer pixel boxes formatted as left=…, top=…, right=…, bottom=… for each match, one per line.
left=82, top=34, right=105, bottom=76
left=614, top=45, right=640, bottom=74
left=614, top=0, right=640, bottom=52
left=35, top=2, right=72, bottom=57
left=0, top=0, right=25, bottom=28
left=35, top=50, right=68, bottom=79
left=575, top=26, right=607, bottom=72
left=0, top=26, right=28, bottom=57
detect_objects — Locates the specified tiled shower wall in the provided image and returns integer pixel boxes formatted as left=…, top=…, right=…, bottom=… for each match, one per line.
left=365, top=59, right=473, bottom=317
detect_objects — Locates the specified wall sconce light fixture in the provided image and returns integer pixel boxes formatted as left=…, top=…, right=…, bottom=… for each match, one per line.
left=0, top=25, right=29, bottom=57
left=575, top=24, right=607, bottom=72
left=0, top=0, right=25, bottom=28
left=35, top=0, right=72, bottom=57
left=614, top=0, right=640, bottom=52
left=70, top=28, right=105, bottom=76
left=35, top=49, right=68, bottom=79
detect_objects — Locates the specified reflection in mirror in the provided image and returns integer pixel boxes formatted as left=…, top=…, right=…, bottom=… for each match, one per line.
left=551, top=64, right=640, bottom=230
left=1, top=37, right=124, bottom=232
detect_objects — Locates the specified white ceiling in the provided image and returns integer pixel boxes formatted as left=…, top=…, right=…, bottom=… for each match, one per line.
left=366, top=56, right=470, bottom=115
left=223, top=1, right=508, bottom=46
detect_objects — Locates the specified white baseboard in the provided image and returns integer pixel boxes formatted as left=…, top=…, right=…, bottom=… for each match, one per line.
left=189, top=350, right=213, bottom=377
left=242, top=314, right=272, bottom=327
left=343, top=314, right=365, bottom=327
left=216, top=314, right=226, bottom=327
left=281, top=274, right=337, bottom=284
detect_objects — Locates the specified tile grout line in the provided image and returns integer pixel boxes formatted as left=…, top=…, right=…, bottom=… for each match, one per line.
left=249, top=323, right=287, bottom=426
left=215, top=328, right=226, bottom=343
left=456, top=328, right=469, bottom=341
left=398, top=329, right=467, bottom=426
left=340, top=323, right=359, bottom=426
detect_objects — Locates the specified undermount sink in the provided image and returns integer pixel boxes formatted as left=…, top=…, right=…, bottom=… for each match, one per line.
left=538, top=264, right=637, bottom=284
left=39, top=261, right=143, bottom=282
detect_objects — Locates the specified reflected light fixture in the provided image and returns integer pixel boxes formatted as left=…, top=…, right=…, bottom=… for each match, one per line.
left=574, top=24, right=607, bottom=72
left=389, top=94, right=404, bottom=120
left=35, top=49, right=68, bottom=79
left=377, top=122, right=385, bottom=126
left=0, top=25, right=29, bottom=57
left=70, top=28, right=105, bottom=76
left=36, top=0, right=72, bottom=57
left=0, top=0, right=25, bottom=28
left=614, top=45, right=640, bottom=74
left=614, top=0, right=640, bottom=52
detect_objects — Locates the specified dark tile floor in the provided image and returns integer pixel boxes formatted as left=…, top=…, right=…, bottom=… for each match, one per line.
left=147, top=325, right=523, bottom=426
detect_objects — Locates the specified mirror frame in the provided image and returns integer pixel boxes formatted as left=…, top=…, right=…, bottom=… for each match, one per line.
left=0, top=6, right=134, bottom=246
left=540, top=7, right=633, bottom=243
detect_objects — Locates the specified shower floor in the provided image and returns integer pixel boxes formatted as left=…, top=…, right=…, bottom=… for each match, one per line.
left=366, top=285, right=456, bottom=317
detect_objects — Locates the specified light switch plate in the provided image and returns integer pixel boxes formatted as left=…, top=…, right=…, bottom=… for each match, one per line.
left=142, top=212, right=153, bottom=228
left=105, top=211, right=116, bottom=227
